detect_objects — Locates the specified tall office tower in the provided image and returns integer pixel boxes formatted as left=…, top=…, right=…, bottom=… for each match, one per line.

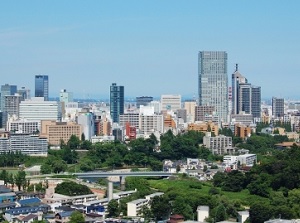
left=198, top=51, right=228, bottom=123
left=18, top=87, right=31, bottom=101
left=231, top=65, right=261, bottom=119
left=60, top=89, right=74, bottom=103
left=272, top=97, right=284, bottom=118
left=3, top=94, right=21, bottom=128
left=35, top=75, right=49, bottom=101
left=110, top=83, right=124, bottom=123
left=237, top=84, right=261, bottom=119
left=1, top=84, right=17, bottom=111
left=161, top=94, right=181, bottom=111
left=251, top=86, right=261, bottom=119
left=136, top=96, right=153, bottom=108
left=232, top=64, right=248, bottom=115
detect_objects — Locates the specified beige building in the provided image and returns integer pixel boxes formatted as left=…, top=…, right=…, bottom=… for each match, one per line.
left=184, top=100, right=196, bottom=123
left=40, top=120, right=82, bottom=146
left=188, top=121, right=219, bottom=136
left=235, top=123, right=252, bottom=139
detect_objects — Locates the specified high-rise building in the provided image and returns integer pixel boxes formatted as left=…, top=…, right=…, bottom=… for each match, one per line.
left=198, top=51, right=228, bottom=123
left=3, top=94, right=22, bottom=128
left=232, top=65, right=248, bottom=115
left=231, top=65, right=261, bottom=120
left=110, top=83, right=124, bottom=123
left=136, top=96, right=153, bottom=108
left=18, top=87, right=30, bottom=101
left=1, top=84, right=17, bottom=111
left=60, top=89, right=73, bottom=103
left=35, top=75, right=49, bottom=101
left=184, top=100, right=197, bottom=123
left=272, top=97, right=284, bottom=118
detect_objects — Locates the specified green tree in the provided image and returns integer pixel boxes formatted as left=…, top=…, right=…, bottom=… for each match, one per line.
left=151, top=196, right=171, bottom=221
left=55, top=181, right=92, bottom=196
left=222, top=170, right=246, bottom=192
left=212, top=172, right=226, bottom=187
left=14, top=171, right=26, bottom=191
left=40, top=164, right=52, bottom=174
left=68, top=135, right=81, bottom=150
left=214, top=204, right=227, bottom=222
left=107, top=199, right=120, bottom=217
left=0, top=170, right=9, bottom=186
left=69, top=211, right=85, bottom=223
left=249, top=201, right=274, bottom=223
left=79, top=158, right=95, bottom=172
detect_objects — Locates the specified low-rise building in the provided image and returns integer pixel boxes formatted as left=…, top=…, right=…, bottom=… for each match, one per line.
left=237, top=211, right=249, bottom=223
left=237, top=154, right=257, bottom=167
left=203, top=132, right=233, bottom=155
left=0, top=134, right=48, bottom=156
left=127, top=199, right=149, bottom=217
left=197, top=206, right=209, bottom=222
left=188, top=121, right=219, bottom=136
left=235, top=124, right=252, bottom=139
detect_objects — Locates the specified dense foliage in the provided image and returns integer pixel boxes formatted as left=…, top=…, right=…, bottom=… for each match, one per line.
left=55, top=181, right=92, bottom=196
left=0, top=151, right=27, bottom=167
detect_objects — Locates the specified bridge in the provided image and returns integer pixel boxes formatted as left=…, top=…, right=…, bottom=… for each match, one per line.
left=26, top=171, right=173, bottom=179
left=74, top=171, right=173, bottom=179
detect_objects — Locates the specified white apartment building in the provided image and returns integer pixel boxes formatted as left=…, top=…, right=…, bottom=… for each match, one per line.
left=149, top=101, right=161, bottom=114
left=91, top=135, right=115, bottom=143
left=223, top=156, right=238, bottom=165
left=161, top=95, right=181, bottom=111
left=237, top=154, right=257, bottom=166
left=139, top=114, right=163, bottom=135
left=19, top=97, right=62, bottom=121
left=119, top=113, right=140, bottom=128
left=203, top=132, right=233, bottom=155
left=0, top=134, right=48, bottom=156
left=127, top=199, right=149, bottom=217
left=7, top=118, right=40, bottom=134
left=77, top=112, right=95, bottom=140
left=127, top=192, right=164, bottom=217
left=197, top=206, right=209, bottom=222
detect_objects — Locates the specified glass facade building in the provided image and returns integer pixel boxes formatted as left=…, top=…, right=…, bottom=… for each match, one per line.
left=231, top=66, right=261, bottom=120
left=110, top=83, right=124, bottom=123
left=35, top=75, right=49, bottom=101
left=198, top=51, right=228, bottom=123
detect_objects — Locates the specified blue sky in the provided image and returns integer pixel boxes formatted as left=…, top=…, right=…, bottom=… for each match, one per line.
left=0, top=0, right=299, bottom=100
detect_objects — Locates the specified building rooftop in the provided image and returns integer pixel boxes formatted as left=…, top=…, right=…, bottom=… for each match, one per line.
left=127, top=199, right=148, bottom=205
left=18, top=197, right=41, bottom=206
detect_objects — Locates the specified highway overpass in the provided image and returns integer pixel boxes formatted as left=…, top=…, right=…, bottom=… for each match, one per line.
left=74, top=171, right=173, bottom=178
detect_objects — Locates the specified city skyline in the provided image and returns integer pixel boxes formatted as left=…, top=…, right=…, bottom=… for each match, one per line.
left=0, top=1, right=300, bottom=99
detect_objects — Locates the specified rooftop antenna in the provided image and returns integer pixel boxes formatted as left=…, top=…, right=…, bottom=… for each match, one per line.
left=235, top=63, right=239, bottom=72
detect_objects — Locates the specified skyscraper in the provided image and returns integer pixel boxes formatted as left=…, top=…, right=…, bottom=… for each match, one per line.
left=1, top=84, right=17, bottom=111
left=231, top=65, right=261, bottom=119
left=35, top=75, right=49, bottom=101
left=232, top=64, right=248, bottom=115
left=110, top=83, right=124, bottom=123
left=272, top=97, right=284, bottom=118
left=198, top=51, right=228, bottom=123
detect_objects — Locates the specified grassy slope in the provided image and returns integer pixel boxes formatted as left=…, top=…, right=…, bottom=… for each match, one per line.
left=148, top=178, right=265, bottom=205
